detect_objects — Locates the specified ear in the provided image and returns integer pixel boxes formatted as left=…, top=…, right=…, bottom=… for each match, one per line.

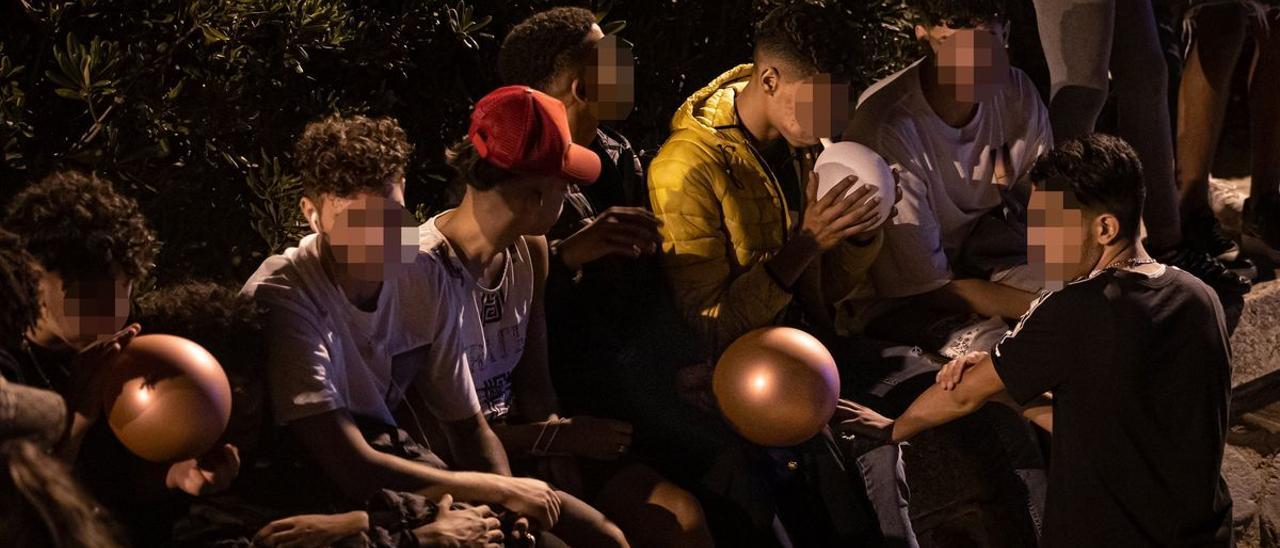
left=300, top=195, right=322, bottom=233
left=572, top=77, right=588, bottom=103
left=759, top=65, right=780, bottom=94
left=1095, top=213, right=1122, bottom=246
left=914, top=24, right=929, bottom=42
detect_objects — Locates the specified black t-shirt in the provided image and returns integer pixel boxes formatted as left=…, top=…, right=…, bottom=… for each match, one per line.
left=993, top=267, right=1233, bottom=547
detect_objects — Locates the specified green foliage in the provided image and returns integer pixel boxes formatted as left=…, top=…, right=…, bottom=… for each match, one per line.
left=0, top=0, right=920, bottom=284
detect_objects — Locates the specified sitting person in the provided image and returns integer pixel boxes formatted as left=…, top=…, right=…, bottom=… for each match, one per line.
left=648, top=4, right=918, bottom=546
left=839, top=134, right=1234, bottom=547
left=844, top=0, right=1051, bottom=356
left=241, top=113, right=616, bottom=546
left=0, top=229, right=66, bottom=449
left=418, top=82, right=710, bottom=547
left=497, top=10, right=718, bottom=547
left=130, top=282, right=504, bottom=548
left=1, top=171, right=240, bottom=546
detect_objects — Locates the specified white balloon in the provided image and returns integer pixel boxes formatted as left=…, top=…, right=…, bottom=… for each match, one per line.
left=813, top=141, right=895, bottom=228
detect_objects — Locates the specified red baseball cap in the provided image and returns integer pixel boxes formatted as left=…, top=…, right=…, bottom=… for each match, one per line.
left=468, top=86, right=601, bottom=186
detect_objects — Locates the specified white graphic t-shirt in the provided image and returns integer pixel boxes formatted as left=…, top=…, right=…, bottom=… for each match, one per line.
left=420, top=212, right=534, bottom=423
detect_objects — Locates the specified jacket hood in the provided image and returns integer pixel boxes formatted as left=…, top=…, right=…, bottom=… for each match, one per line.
left=670, top=64, right=754, bottom=141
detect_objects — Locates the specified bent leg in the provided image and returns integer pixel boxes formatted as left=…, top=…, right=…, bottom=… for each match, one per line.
left=592, top=462, right=714, bottom=548
left=1033, top=0, right=1116, bottom=141
left=550, top=490, right=629, bottom=548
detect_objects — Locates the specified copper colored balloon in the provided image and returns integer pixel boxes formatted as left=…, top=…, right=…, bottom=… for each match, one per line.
left=104, top=334, right=232, bottom=463
left=713, top=327, right=840, bottom=447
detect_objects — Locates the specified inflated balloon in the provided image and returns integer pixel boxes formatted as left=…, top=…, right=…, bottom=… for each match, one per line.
left=712, top=327, right=840, bottom=447
left=104, top=334, right=232, bottom=463
left=814, top=141, right=896, bottom=227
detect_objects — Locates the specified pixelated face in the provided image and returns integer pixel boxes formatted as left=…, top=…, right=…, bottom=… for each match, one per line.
left=503, top=174, right=567, bottom=236
left=775, top=72, right=851, bottom=146
left=924, top=25, right=1010, bottom=104
left=586, top=34, right=635, bottom=122
left=39, top=271, right=131, bottom=349
left=318, top=191, right=419, bottom=282
left=1027, top=187, right=1094, bottom=290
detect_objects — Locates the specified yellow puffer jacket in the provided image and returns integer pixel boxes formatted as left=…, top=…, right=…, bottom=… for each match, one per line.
left=649, top=64, right=882, bottom=352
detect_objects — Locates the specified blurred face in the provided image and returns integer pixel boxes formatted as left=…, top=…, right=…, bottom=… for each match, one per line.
left=38, top=271, right=131, bottom=349
left=495, top=175, right=568, bottom=236
left=586, top=34, right=635, bottom=122
left=769, top=69, right=851, bottom=147
left=919, top=23, right=1010, bottom=104
left=310, top=185, right=418, bottom=283
left=1027, top=187, right=1098, bottom=290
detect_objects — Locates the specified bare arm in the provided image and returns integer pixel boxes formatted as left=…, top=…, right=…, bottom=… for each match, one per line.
left=891, top=353, right=1007, bottom=442
left=442, top=412, right=512, bottom=476
left=917, top=279, right=1037, bottom=320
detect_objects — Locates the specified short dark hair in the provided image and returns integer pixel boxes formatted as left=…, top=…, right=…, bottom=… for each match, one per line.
left=444, top=139, right=512, bottom=191
left=906, top=0, right=1007, bottom=28
left=0, top=230, right=39, bottom=347
left=1030, top=134, right=1146, bottom=239
left=499, top=7, right=598, bottom=92
left=133, top=282, right=267, bottom=378
left=4, top=171, right=157, bottom=283
left=754, top=2, right=851, bottom=80
left=294, top=114, right=413, bottom=200
left=133, top=282, right=270, bottom=452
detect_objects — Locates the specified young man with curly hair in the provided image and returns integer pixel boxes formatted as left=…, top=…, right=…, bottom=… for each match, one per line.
left=242, top=113, right=620, bottom=547
left=648, top=3, right=920, bottom=546
left=1, top=171, right=241, bottom=546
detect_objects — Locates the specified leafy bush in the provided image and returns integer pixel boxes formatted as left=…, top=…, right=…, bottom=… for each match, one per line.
left=0, top=0, right=919, bottom=284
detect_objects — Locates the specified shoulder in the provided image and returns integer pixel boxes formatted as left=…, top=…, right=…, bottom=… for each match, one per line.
left=241, top=235, right=323, bottom=313
left=650, top=133, right=726, bottom=190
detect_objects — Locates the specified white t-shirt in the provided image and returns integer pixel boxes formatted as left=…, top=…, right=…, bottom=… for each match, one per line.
left=420, top=213, right=535, bottom=423
left=241, top=233, right=481, bottom=427
left=846, top=60, right=1053, bottom=299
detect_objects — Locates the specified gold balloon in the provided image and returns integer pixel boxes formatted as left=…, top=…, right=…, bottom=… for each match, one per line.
left=712, top=327, right=840, bottom=447
left=104, top=334, right=232, bottom=463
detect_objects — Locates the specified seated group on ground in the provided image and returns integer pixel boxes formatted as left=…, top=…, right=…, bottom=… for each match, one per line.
left=0, top=1, right=1236, bottom=547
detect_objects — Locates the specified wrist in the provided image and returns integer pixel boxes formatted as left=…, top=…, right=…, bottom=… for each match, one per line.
left=552, top=240, right=585, bottom=273
left=345, top=511, right=370, bottom=534
left=787, top=230, right=822, bottom=259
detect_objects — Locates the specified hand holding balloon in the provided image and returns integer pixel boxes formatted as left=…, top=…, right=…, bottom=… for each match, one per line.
left=102, top=334, right=233, bottom=463
left=165, top=443, right=240, bottom=496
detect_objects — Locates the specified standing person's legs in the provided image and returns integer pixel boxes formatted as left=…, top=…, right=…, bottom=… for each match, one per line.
left=1033, top=0, right=1116, bottom=142
left=1244, top=9, right=1280, bottom=248
left=1177, top=4, right=1249, bottom=217
left=1112, top=0, right=1184, bottom=252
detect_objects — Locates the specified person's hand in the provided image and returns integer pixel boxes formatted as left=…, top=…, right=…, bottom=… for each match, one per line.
left=253, top=511, right=369, bottom=547
left=937, top=351, right=988, bottom=391
left=831, top=399, right=895, bottom=443
left=556, top=207, right=663, bottom=271
left=413, top=495, right=504, bottom=548
left=799, top=172, right=883, bottom=252
left=489, top=475, right=562, bottom=530
left=68, top=323, right=141, bottom=423
left=552, top=416, right=634, bottom=461
left=888, top=168, right=904, bottom=221
left=166, top=443, right=241, bottom=496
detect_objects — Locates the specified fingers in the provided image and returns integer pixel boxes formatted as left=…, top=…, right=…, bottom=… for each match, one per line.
left=806, top=172, right=819, bottom=205
left=817, top=176, right=859, bottom=210
left=600, top=207, right=661, bottom=229
left=547, top=490, right=563, bottom=528
left=253, top=519, right=292, bottom=545
left=436, top=493, right=454, bottom=514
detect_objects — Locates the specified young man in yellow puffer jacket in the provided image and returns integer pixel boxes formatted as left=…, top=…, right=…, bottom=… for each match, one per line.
left=648, top=22, right=883, bottom=355
left=648, top=5, right=921, bottom=547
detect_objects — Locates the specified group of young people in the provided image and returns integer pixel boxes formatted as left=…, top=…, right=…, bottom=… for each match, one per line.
left=0, top=0, right=1248, bottom=547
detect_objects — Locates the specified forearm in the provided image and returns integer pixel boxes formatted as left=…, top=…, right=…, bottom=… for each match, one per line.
left=921, top=279, right=1036, bottom=319
left=491, top=421, right=564, bottom=459
left=891, top=383, right=988, bottom=442
left=764, top=234, right=822, bottom=289
left=446, top=423, right=512, bottom=476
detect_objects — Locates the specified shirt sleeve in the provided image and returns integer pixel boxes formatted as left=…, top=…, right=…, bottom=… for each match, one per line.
left=991, top=286, right=1101, bottom=404
left=864, top=131, right=954, bottom=298
left=412, top=261, right=482, bottom=423
left=243, top=278, right=346, bottom=425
